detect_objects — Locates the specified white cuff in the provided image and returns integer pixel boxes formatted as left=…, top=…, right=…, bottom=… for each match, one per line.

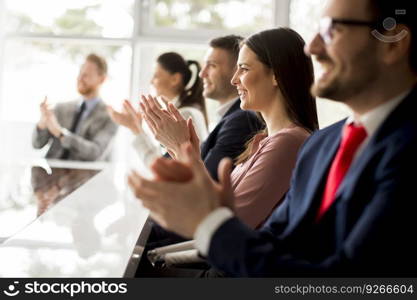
left=194, top=207, right=233, bottom=257
left=60, top=128, right=72, bottom=148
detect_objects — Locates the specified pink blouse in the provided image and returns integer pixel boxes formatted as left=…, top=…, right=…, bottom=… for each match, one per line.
left=231, top=125, right=310, bottom=229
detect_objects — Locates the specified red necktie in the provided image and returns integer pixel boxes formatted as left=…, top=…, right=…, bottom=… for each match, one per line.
left=316, top=123, right=367, bottom=220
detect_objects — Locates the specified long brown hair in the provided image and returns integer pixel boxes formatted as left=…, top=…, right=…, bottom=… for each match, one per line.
left=157, top=52, right=207, bottom=124
left=236, top=28, right=318, bottom=164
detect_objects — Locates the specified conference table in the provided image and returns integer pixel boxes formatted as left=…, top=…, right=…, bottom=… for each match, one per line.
left=0, top=159, right=151, bottom=277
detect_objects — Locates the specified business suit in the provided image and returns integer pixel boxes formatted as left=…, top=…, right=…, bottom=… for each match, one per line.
left=32, top=100, right=118, bottom=161
left=208, top=87, right=417, bottom=277
left=201, top=98, right=263, bottom=180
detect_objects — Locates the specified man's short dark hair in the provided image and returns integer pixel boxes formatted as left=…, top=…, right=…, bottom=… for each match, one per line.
left=86, top=53, right=108, bottom=76
left=369, top=0, right=416, bottom=73
left=209, top=35, right=244, bottom=62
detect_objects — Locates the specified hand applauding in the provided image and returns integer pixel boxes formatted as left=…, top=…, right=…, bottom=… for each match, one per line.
left=140, top=94, right=201, bottom=160
left=107, top=99, right=143, bottom=135
left=128, top=143, right=234, bottom=238
left=38, top=96, right=63, bottom=138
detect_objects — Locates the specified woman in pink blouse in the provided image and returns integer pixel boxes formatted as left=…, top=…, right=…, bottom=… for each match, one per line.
left=231, top=127, right=311, bottom=228
left=228, top=28, right=318, bottom=228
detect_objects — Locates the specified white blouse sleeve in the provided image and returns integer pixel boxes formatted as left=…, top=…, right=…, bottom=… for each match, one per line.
left=178, top=107, right=208, bottom=144
left=132, top=132, right=162, bottom=168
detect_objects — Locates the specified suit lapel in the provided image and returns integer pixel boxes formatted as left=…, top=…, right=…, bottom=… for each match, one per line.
left=78, top=101, right=103, bottom=136
left=287, top=85, right=417, bottom=231
left=334, top=139, right=376, bottom=202
left=290, top=121, right=345, bottom=228
left=62, top=102, right=79, bottom=130
left=335, top=86, right=417, bottom=203
left=222, top=98, right=240, bottom=118
left=201, top=99, right=240, bottom=158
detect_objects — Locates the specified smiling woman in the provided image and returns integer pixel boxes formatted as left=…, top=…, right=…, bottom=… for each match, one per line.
left=227, top=28, right=318, bottom=228
left=232, top=45, right=278, bottom=112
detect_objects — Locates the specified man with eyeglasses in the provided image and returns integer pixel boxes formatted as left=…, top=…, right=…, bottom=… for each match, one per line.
left=128, top=0, right=417, bottom=276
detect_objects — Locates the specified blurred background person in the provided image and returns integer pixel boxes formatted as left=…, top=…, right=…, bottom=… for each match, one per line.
left=151, top=52, right=208, bottom=139
left=32, top=53, right=118, bottom=161
left=108, top=52, right=208, bottom=167
left=108, top=52, right=208, bottom=166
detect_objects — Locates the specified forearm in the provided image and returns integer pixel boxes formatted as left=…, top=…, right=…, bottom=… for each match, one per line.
left=60, top=131, right=102, bottom=160
left=194, top=207, right=234, bottom=256
left=32, top=126, right=52, bottom=149
left=60, top=121, right=116, bottom=161
left=205, top=181, right=413, bottom=277
left=194, top=212, right=307, bottom=277
left=37, top=120, right=48, bottom=130
left=132, top=132, right=163, bottom=167
left=206, top=217, right=335, bottom=277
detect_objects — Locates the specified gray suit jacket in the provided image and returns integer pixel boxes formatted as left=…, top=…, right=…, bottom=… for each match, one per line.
left=32, top=100, right=118, bottom=161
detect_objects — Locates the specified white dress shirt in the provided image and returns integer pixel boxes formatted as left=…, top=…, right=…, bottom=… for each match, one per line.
left=216, top=98, right=237, bottom=119
left=75, top=97, right=101, bottom=133
left=194, top=89, right=411, bottom=256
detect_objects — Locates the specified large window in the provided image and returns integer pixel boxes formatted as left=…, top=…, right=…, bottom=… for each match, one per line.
left=0, top=0, right=289, bottom=162
left=2, top=0, right=135, bottom=122
left=5, top=0, right=134, bottom=38
left=289, top=0, right=350, bottom=128
left=0, top=0, right=350, bottom=162
left=148, top=0, right=274, bottom=32
left=2, top=40, right=131, bottom=122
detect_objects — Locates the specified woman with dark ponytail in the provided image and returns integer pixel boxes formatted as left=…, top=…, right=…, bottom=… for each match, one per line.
left=152, top=52, right=208, bottom=139
left=108, top=52, right=208, bottom=167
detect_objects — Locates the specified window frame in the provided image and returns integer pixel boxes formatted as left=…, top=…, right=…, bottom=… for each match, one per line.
left=0, top=0, right=290, bottom=107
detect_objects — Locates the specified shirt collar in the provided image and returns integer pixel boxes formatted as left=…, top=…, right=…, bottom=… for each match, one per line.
left=81, top=97, right=101, bottom=111
left=216, top=98, right=237, bottom=118
left=345, top=88, right=411, bottom=137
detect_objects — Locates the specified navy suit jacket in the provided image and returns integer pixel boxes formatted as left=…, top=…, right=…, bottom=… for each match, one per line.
left=201, top=99, right=263, bottom=180
left=208, top=87, right=417, bottom=277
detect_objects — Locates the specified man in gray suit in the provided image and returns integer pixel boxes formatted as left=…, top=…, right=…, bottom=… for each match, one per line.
left=32, top=53, right=118, bottom=161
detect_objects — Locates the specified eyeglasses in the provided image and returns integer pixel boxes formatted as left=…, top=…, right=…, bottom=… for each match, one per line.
left=319, top=16, right=378, bottom=44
